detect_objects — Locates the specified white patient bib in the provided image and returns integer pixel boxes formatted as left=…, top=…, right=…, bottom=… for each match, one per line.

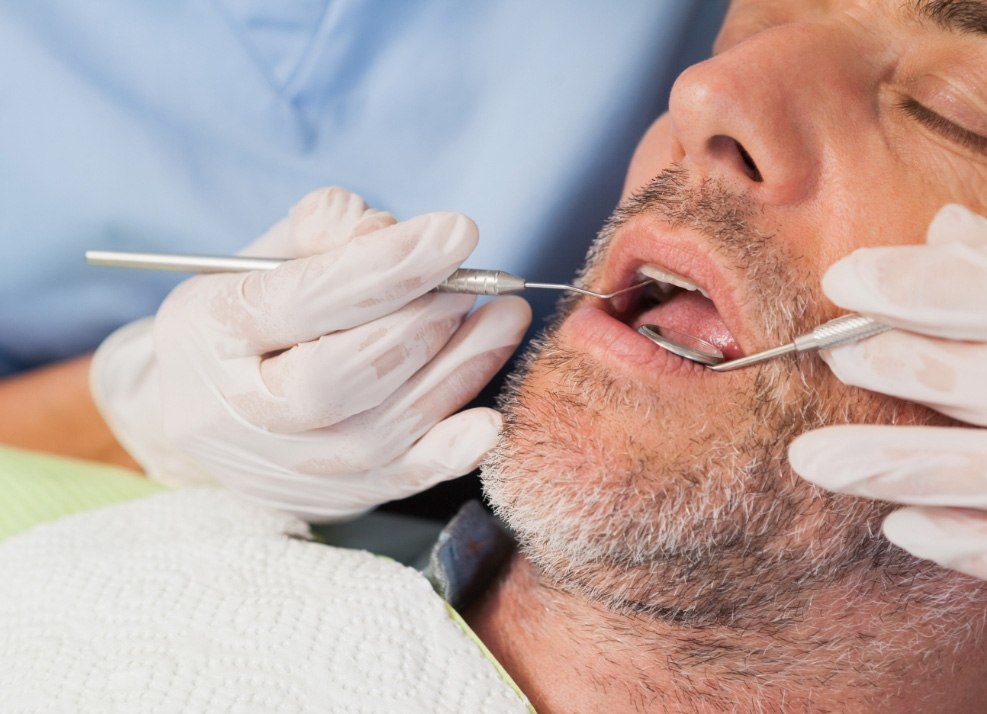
left=0, top=488, right=531, bottom=713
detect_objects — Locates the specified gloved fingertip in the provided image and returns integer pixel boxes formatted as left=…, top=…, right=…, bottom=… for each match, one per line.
left=497, top=294, right=534, bottom=322
left=473, top=296, right=533, bottom=347
left=433, top=210, right=479, bottom=237
left=411, top=211, right=480, bottom=256
left=292, top=186, right=368, bottom=223
left=926, top=203, right=987, bottom=247
left=883, top=507, right=987, bottom=580
left=288, top=187, right=379, bottom=252
left=882, top=507, right=933, bottom=544
left=372, top=410, right=502, bottom=498
left=350, top=208, right=397, bottom=237
left=413, top=408, right=504, bottom=477
left=458, top=407, right=505, bottom=454
left=786, top=430, right=820, bottom=475
left=787, top=426, right=865, bottom=491
left=819, top=252, right=877, bottom=310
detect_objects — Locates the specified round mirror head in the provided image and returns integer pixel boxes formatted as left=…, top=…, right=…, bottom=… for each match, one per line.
left=638, top=324, right=724, bottom=366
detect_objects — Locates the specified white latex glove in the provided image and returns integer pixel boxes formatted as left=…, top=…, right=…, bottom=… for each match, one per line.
left=92, top=187, right=531, bottom=522
left=789, top=204, right=987, bottom=580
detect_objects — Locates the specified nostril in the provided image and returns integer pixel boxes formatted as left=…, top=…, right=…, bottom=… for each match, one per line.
left=708, top=135, right=764, bottom=183
left=736, top=142, right=762, bottom=182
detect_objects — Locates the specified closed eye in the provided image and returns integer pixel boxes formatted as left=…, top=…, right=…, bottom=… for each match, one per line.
left=898, top=97, right=987, bottom=155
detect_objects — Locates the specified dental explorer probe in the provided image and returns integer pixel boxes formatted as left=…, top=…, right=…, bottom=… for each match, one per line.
left=706, top=313, right=892, bottom=371
left=84, top=250, right=651, bottom=300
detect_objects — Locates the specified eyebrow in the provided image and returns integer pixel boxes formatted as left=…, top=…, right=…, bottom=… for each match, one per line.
left=911, top=0, right=987, bottom=34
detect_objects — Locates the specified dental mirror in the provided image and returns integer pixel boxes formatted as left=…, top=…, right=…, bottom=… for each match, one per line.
left=640, top=314, right=891, bottom=371
left=638, top=324, right=724, bottom=366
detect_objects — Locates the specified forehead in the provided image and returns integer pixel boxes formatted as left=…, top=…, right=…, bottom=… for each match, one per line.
left=721, top=0, right=987, bottom=36
left=715, top=0, right=987, bottom=94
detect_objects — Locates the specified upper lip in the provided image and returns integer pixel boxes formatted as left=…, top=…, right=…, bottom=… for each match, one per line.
left=593, top=217, right=749, bottom=352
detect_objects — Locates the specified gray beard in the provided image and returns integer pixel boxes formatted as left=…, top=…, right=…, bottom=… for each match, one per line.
left=481, top=338, right=918, bottom=629
left=480, top=168, right=949, bottom=630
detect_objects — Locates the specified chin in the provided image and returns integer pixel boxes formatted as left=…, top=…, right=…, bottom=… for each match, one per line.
left=481, top=325, right=935, bottom=626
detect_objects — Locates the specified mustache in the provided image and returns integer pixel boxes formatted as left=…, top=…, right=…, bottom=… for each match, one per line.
left=594, top=165, right=772, bottom=277
left=612, top=165, right=757, bottom=246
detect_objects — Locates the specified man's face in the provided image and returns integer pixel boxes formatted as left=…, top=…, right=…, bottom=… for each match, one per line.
left=482, top=0, right=987, bottom=624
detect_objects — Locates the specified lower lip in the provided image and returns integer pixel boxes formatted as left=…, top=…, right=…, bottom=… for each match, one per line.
left=558, top=306, right=707, bottom=375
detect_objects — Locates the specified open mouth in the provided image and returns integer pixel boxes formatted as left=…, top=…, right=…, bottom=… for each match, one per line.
left=607, top=264, right=743, bottom=360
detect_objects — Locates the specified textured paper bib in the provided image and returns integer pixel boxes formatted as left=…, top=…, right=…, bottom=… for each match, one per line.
left=0, top=488, right=530, bottom=713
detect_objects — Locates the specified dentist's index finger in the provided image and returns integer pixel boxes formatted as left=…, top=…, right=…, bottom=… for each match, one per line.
left=883, top=506, right=987, bottom=581
left=821, top=330, right=987, bottom=427
left=822, top=205, right=987, bottom=341
left=209, top=211, right=480, bottom=355
left=790, top=424, right=987, bottom=507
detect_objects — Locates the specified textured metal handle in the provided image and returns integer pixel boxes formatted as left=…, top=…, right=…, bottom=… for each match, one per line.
left=433, top=269, right=527, bottom=295
left=86, top=251, right=533, bottom=297
left=794, top=314, right=891, bottom=352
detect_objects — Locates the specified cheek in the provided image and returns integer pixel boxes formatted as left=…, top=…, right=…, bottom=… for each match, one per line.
left=621, top=115, right=679, bottom=200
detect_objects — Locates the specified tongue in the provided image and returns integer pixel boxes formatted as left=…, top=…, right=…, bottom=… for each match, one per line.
left=635, top=292, right=742, bottom=358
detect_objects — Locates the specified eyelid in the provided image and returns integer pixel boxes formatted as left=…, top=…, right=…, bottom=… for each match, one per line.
left=898, top=73, right=987, bottom=155
left=908, top=75, right=987, bottom=136
left=898, top=97, right=987, bottom=155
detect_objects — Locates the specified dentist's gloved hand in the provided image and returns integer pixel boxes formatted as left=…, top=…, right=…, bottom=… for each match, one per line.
left=92, top=187, right=531, bottom=522
left=789, top=204, right=987, bottom=580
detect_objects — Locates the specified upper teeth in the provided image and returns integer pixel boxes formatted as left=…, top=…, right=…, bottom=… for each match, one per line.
left=637, top=264, right=709, bottom=298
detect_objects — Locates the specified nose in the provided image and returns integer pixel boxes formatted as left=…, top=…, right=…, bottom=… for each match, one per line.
left=668, top=24, right=846, bottom=205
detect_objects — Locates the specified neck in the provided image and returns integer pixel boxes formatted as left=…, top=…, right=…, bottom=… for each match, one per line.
left=467, top=554, right=987, bottom=713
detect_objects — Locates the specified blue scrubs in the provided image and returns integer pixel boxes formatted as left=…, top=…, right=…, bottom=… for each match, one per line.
left=0, top=1, right=725, bottom=376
